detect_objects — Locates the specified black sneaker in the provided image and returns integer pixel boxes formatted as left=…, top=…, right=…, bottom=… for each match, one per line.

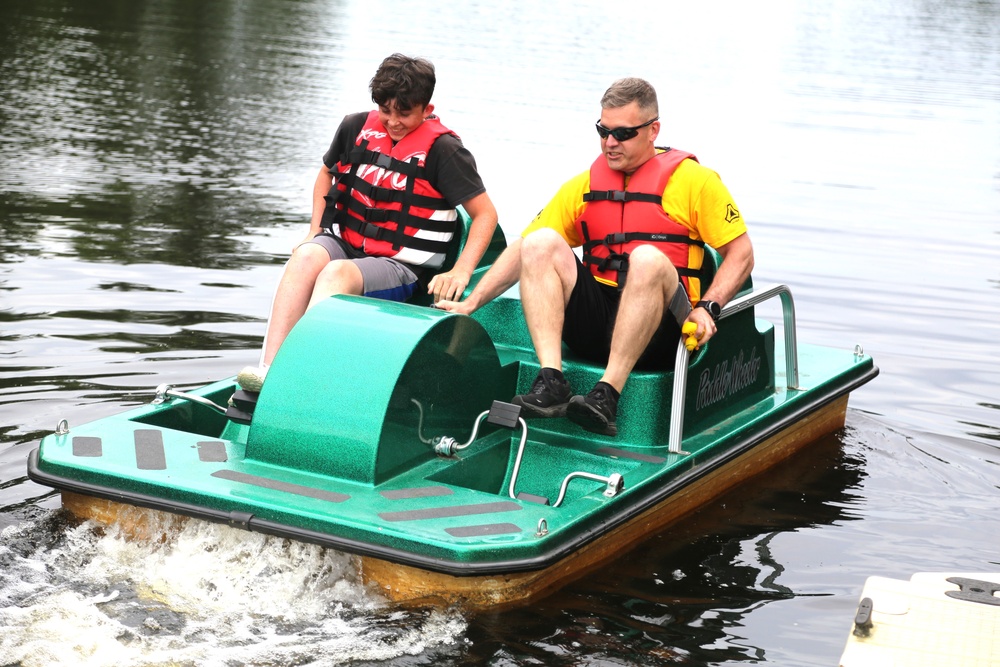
left=512, top=368, right=572, bottom=418
left=567, top=382, right=620, bottom=436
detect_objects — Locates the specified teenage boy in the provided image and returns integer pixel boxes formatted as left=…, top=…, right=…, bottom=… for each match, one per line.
left=238, top=53, right=498, bottom=391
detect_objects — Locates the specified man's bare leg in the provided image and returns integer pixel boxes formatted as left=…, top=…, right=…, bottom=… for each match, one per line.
left=519, top=228, right=578, bottom=370
left=568, top=245, right=679, bottom=435
left=601, top=245, right=679, bottom=392
left=512, top=229, right=579, bottom=417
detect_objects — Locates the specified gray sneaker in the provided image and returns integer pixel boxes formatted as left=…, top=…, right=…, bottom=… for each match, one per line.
left=512, top=368, right=572, bottom=418
left=236, top=366, right=267, bottom=393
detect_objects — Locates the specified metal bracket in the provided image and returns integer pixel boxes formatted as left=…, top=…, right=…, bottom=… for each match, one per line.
left=552, top=471, right=624, bottom=508
left=429, top=401, right=526, bottom=457
left=152, top=384, right=227, bottom=415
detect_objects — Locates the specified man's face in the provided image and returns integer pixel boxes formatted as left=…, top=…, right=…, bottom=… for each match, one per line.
left=378, top=101, right=433, bottom=142
left=598, top=101, right=659, bottom=174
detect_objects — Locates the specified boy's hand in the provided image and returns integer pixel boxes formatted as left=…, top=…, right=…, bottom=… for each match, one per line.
left=427, top=268, right=471, bottom=304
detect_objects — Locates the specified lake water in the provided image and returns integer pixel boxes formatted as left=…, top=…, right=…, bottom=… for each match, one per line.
left=1, top=0, right=998, bottom=665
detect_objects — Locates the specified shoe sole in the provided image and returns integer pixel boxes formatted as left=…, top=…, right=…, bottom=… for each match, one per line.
left=566, top=398, right=618, bottom=436
left=511, top=396, right=570, bottom=418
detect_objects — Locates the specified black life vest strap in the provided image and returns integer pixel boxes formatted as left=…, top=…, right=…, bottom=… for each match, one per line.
left=322, top=141, right=454, bottom=248
left=320, top=141, right=371, bottom=233
left=332, top=143, right=437, bottom=214
left=583, top=190, right=663, bottom=204
left=580, top=231, right=704, bottom=253
left=579, top=220, right=627, bottom=288
left=347, top=177, right=452, bottom=211
left=337, top=195, right=455, bottom=233
left=342, top=145, right=428, bottom=181
left=675, top=266, right=702, bottom=278
left=389, top=157, right=416, bottom=249
left=334, top=211, right=453, bottom=255
left=582, top=251, right=628, bottom=275
left=581, top=250, right=701, bottom=287
left=579, top=221, right=704, bottom=289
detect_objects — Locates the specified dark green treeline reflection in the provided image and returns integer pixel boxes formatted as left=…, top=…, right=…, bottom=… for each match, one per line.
left=0, top=0, right=347, bottom=269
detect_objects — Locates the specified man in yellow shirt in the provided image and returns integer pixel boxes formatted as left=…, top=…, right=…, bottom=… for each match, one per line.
left=436, top=77, right=754, bottom=436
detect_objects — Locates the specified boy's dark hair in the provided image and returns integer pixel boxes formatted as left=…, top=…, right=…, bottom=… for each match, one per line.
left=370, top=54, right=436, bottom=111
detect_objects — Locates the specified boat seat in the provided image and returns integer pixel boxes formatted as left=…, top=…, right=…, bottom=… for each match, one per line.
left=470, top=248, right=772, bottom=448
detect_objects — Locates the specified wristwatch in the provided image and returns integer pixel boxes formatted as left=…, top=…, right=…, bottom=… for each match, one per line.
left=696, top=300, right=722, bottom=323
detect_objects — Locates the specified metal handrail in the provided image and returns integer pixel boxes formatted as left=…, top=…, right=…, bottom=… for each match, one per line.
left=668, top=284, right=799, bottom=453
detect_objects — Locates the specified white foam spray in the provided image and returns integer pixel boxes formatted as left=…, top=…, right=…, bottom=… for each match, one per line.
left=0, top=511, right=467, bottom=666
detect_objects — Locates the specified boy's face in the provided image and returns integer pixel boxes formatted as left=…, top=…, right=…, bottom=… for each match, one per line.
left=378, top=101, right=434, bottom=142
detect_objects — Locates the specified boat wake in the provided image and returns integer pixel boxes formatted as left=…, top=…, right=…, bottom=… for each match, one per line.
left=0, top=510, right=467, bottom=666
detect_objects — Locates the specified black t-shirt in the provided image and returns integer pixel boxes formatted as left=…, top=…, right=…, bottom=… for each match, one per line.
left=322, top=111, right=487, bottom=206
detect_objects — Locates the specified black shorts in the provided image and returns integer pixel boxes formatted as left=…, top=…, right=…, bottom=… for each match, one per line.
left=562, top=258, right=681, bottom=370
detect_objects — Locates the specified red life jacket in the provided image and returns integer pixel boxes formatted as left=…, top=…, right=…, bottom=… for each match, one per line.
left=574, top=148, right=704, bottom=295
left=322, top=110, right=458, bottom=268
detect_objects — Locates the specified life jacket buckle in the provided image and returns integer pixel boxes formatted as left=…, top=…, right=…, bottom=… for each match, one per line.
left=374, top=152, right=393, bottom=169
left=598, top=252, right=628, bottom=273
left=358, top=221, right=390, bottom=240
left=611, top=190, right=627, bottom=202
left=365, top=208, right=391, bottom=223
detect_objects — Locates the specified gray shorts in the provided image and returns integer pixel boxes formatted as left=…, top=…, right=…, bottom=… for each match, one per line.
left=305, top=232, right=421, bottom=302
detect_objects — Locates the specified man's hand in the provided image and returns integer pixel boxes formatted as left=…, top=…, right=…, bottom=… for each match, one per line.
left=432, top=296, right=475, bottom=315
left=427, top=268, right=472, bottom=304
left=684, top=307, right=719, bottom=349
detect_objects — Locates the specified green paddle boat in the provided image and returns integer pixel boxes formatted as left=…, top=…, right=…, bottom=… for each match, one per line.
left=28, top=213, right=878, bottom=608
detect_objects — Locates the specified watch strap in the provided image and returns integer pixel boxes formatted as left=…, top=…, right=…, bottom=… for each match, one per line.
left=695, top=300, right=721, bottom=322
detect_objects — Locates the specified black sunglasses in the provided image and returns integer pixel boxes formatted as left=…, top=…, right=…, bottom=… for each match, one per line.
left=595, top=116, right=658, bottom=142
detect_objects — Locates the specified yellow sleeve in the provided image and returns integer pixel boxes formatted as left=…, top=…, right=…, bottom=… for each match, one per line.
left=520, top=170, right=590, bottom=247
left=664, top=159, right=747, bottom=248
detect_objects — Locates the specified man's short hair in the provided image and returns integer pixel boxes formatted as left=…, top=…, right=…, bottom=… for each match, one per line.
left=370, top=53, right=436, bottom=111
left=600, top=77, right=658, bottom=117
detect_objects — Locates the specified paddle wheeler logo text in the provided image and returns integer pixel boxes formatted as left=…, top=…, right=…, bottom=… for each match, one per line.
left=695, top=347, right=762, bottom=411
